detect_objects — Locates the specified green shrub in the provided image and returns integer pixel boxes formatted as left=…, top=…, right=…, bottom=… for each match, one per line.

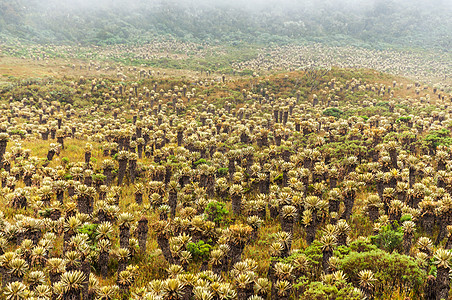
left=375, top=101, right=390, bottom=107
left=78, top=223, right=99, bottom=244
left=217, top=167, right=228, bottom=176
left=274, top=173, right=283, bottom=182
left=193, top=158, right=207, bottom=167
left=38, top=208, right=52, bottom=218
left=322, top=108, right=344, bottom=118
left=423, top=129, right=452, bottom=151
left=299, top=281, right=364, bottom=300
left=338, top=249, right=426, bottom=296
left=186, top=240, right=212, bottom=262
left=370, top=223, right=403, bottom=253
left=204, top=201, right=229, bottom=224
left=396, top=116, right=411, bottom=123
left=92, top=174, right=106, bottom=182
left=400, top=214, right=412, bottom=223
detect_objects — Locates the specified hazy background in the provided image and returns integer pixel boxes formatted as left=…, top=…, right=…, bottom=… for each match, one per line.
left=0, top=0, right=450, bottom=50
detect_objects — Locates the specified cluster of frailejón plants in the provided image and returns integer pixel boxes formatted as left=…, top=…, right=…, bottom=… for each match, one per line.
left=0, top=61, right=450, bottom=300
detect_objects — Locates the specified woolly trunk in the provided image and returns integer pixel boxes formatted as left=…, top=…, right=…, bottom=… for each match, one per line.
left=436, top=266, right=450, bottom=300
left=200, top=174, right=208, bottom=188
left=104, top=167, right=113, bottom=186
left=85, top=151, right=91, bottom=165
left=177, top=131, right=183, bottom=146
left=99, top=250, right=109, bottom=279
left=76, top=196, right=90, bottom=215
left=322, top=249, right=333, bottom=274
left=63, top=290, right=81, bottom=300
left=389, top=150, right=398, bottom=169
left=228, top=159, right=235, bottom=182
left=422, top=212, right=435, bottom=236
left=165, top=165, right=172, bottom=184
left=24, top=174, right=31, bottom=186
left=84, top=176, right=92, bottom=187
left=230, top=242, right=245, bottom=266
left=424, top=275, right=436, bottom=300
left=57, top=136, right=64, bottom=149
left=409, top=167, right=416, bottom=188
left=206, top=175, right=215, bottom=197
left=137, top=144, right=143, bottom=159
left=435, top=219, right=447, bottom=246
left=47, top=149, right=55, bottom=161
left=446, top=236, right=452, bottom=250
left=49, top=271, right=62, bottom=285
left=329, top=199, right=339, bottom=214
left=269, top=204, right=279, bottom=220
left=182, top=285, right=193, bottom=300
left=135, top=192, right=143, bottom=205
left=237, top=285, right=253, bottom=300
left=180, top=175, right=190, bottom=188
left=337, top=232, right=347, bottom=247
left=168, top=191, right=177, bottom=217
left=282, top=170, right=288, bottom=187
left=0, top=267, right=10, bottom=287
left=305, top=221, right=317, bottom=245
left=119, top=225, right=130, bottom=249
left=157, top=236, right=172, bottom=263
left=212, top=262, right=222, bottom=275
left=261, top=134, right=268, bottom=147
left=259, top=172, right=270, bottom=194
left=376, top=180, right=384, bottom=199
left=368, top=206, right=379, bottom=222
left=231, top=194, right=242, bottom=216
left=41, top=131, right=49, bottom=140
left=283, top=111, right=288, bottom=124
left=129, top=159, right=137, bottom=184
left=342, top=191, right=355, bottom=220
left=136, top=217, right=148, bottom=252
left=268, top=259, right=277, bottom=299
left=117, top=159, right=128, bottom=185
left=403, top=232, right=413, bottom=255
left=117, top=258, right=128, bottom=277
left=280, top=215, right=294, bottom=234
left=81, top=259, right=90, bottom=300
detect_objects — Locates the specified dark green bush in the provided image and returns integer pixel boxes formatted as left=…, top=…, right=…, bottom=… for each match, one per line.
left=322, top=107, right=344, bottom=118
left=186, top=240, right=212, bottom=262
left=339, top=249, right=426, bottom=296
left=78, top=223, right=99, bottom=244
left=204, top=201, right=229, bottom=224
left=370, top=224, right=403, bottom=253
left=396, top=116, right=411, bottom=123
left=217, top=167, right=228, bottom=176
left=299, top=281, right=364, bottom=300
left=423, top=129, right=452, bottom=151
left=193, top=158, right=207, bottom=167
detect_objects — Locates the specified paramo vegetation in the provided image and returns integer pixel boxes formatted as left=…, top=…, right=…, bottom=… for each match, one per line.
left=0, top=46, right=451, bottom=300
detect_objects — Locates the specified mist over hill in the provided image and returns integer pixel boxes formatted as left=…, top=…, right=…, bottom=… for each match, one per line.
left=0, top=0, right=451, bottom=51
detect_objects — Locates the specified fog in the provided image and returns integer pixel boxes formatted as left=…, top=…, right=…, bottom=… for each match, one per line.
left=1, top=0, right=450, bottom=49
left=23, top=0, right=452, bottom=14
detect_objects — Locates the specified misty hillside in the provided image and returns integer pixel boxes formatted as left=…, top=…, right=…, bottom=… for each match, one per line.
left=0, top=0, right=450, bottom=51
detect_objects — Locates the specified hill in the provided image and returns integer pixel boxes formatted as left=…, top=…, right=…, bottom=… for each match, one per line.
left=0, top=0, right=451, bottom=51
